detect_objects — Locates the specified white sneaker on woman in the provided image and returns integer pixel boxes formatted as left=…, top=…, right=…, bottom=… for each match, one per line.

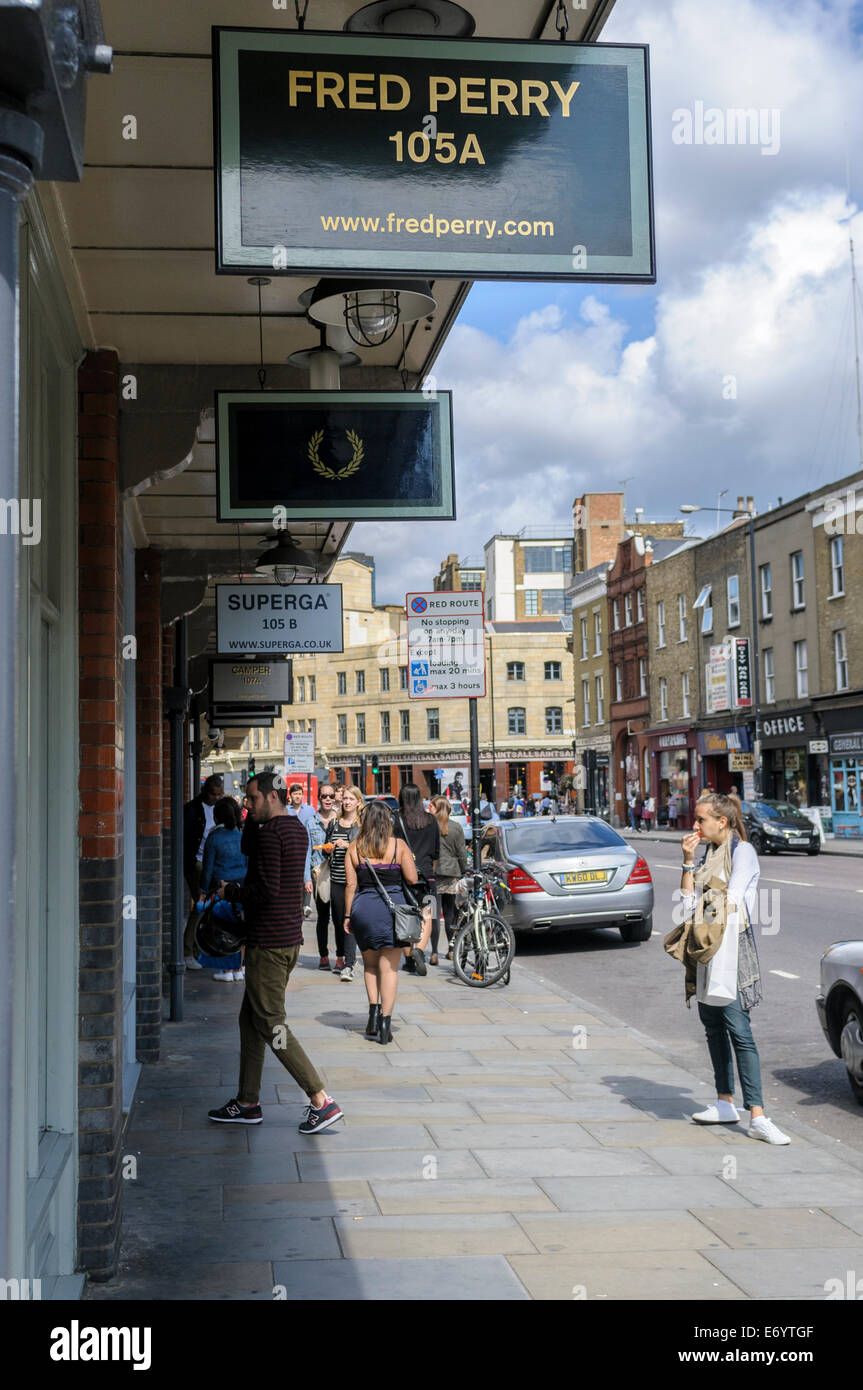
left=232, top=969, right=245, bottom=982
left=691, top=1100, right=740, bottom=1124
left=213, top=970, right=234, bottom=982
left=748, top=1116, right=791, bottom=1145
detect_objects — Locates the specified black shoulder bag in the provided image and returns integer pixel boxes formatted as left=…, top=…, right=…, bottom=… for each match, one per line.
left=363, top=858, right=423, bottom=945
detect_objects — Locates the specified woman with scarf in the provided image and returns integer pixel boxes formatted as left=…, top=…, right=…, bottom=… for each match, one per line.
left=667, top=791, right=790, bottom=1144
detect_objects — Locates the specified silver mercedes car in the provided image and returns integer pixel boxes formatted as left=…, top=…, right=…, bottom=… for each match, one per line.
left=479, top=815, right=654, bottom=943
left=816, top=940, right=863, bottom=1105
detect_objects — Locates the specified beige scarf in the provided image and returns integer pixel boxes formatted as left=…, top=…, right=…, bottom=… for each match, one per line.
left=664, top=835, right=734, bottom=1005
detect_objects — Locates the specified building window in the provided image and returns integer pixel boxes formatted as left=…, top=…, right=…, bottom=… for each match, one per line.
left=678, top=593, right=687, bottom=641
left=612, top=597, right=621, bottom=630
left=356, top=669, right=365, bottom=694
left=308, top=675, right=316, bottom=700
left=459, top=570, right=483, bottom=590
left=615, top=663, right=623, bottom=702
left=524, top=589, right=539, bottom=616
left=595, top=674, right=604, bottom=724
left=380, top=667, right=390, bottom=692
left=541, top=589, right=571, bottom=615
left=637, top=588, right=645, bottom=623
left=694, top=584, right=713, bottom=634
left=400, top=709, right=410, bottom=741
left=546, top=706, right=563, bottom=735
left=639, top=656, right=648, bottom=696
left=507, top=707, right=526, bottom=736
left=727, top=574, right=740, bottom=627
left=760, top=563, right=772, bottom=618
left=337, top=671, right=346, bottom=696
left=791, top=551, right=805, bottom=609
left=624, top=592, right=633, bottom=626
left=545, top=661, right=562, bottom=681
left=681, top=670, right=690, bottom=718
left=834, top=629, right=849, bottom=691
left=582, top=679, right=590, bottom=726
left=830, top=536, right=845, bottom=597
left=308, top=718, right=316, bottom=739
left=297, top=676, right=305, bottom=702
left=523, top=544, right=572, bottom=573
left=594, top=611, right=602, bottom=655
left=580, top=617, right=588, bottom=659
left=356, top=713, right=366, bottom=744
left=427, top=708, right=440, bottom=740
left=381, top=711, right=391, bottom=743
left=656, top=600, right=666, bottom=648
left=794, top=639, right=808, bottom=698
left=399, top=665, right=408, bottom=690
left=506, top=661, right=525, bottom=681
left=337, top=714, right=347, bottom=745
left=659, top=676, right=668, bottom=721
left=763, top=648, right=775, bottom=703
left=286, top=722, right=294, bottom=734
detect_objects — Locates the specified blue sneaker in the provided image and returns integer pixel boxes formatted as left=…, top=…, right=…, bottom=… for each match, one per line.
left=298, top=1098, right=344, bottom=1135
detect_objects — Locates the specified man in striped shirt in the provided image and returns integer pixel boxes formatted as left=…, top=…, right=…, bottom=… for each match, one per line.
left=207, top=772, right=344, bottom=1135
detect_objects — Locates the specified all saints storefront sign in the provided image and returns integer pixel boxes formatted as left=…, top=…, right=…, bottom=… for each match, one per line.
left=213, top=29, right=654, bottom=282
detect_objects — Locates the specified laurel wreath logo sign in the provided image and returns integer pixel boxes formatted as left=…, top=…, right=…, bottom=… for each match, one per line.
left=308, top=428, right=365, bottom=481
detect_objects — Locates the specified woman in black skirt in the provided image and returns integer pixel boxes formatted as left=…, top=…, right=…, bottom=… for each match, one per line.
left=344, top=801, right=420, bottom=1045
left=393, top=782, right=440, bottom=974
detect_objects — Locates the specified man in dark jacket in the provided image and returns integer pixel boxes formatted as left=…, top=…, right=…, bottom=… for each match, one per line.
left=182, top=774, right=223, bottom=966
left=207, top=773, right=343, bottom=1136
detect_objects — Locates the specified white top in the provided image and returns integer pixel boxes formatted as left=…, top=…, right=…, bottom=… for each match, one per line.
left=196, top=801, right=216, bottom=862
left=679, top=839, right=760, bottom=1003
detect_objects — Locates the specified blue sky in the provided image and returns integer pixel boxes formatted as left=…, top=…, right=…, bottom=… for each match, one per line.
left=354, top=0, right=863, bottom=603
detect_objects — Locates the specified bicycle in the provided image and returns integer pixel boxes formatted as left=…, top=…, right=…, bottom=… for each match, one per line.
left=451, top=868, right=515, bottom=988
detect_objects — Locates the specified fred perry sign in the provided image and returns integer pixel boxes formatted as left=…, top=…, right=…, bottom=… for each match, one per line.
left=216, top=584, right=344, bottom=654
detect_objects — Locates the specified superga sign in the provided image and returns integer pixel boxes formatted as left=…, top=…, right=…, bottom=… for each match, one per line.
left=216, top=584, right=343, bottom=654
left=213, top=30, right=654, bottom=282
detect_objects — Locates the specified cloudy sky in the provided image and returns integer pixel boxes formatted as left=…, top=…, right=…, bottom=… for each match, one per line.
left=352, top=0, right=863, bottom=604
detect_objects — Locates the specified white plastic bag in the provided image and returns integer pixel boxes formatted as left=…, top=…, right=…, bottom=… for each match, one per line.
left=699, top=917, right=739, bottom=1006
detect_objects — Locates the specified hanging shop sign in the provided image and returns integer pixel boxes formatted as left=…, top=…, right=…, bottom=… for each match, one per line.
left=733, top=638, right=752, bottom=708
left=210, top=703, right=282, bottom=720
left=209, top=658, right=294, bottom=704
left=215, top=583, right=344, bottom=654
left=208, top=716, right=275, bottom=729
left=284, top=731, right=316, bottom=774
left=406, top=590, right=485, bottom=699
left=213, top=29, right=654, bottom=282
left=215, top=391, right=455, bottom=522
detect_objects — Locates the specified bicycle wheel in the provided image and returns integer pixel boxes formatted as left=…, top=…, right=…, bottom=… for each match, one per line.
left=452, top=912, right=515, bottom=987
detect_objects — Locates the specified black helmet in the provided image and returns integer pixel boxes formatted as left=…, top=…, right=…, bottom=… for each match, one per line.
left=194, top=902, right=245, bottom=958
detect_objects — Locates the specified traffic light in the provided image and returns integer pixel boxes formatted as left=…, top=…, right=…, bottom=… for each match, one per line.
left=371, top=753, right=380, bottom=775
left=248, top=757, right=256, bottom=778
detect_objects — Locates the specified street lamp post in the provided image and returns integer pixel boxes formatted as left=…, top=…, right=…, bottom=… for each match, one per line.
left=681, top=503, right=761, bottom=796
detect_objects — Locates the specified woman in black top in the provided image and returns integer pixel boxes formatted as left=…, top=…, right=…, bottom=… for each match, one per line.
left=322, top=784, right=362, bottom=981
left=393, top=783, right=440, bottom=974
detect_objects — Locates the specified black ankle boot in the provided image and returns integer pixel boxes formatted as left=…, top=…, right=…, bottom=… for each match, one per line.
left=378, top=1014, right=392, bottom=1045
left=365, top=1003, right=382, bottom=1038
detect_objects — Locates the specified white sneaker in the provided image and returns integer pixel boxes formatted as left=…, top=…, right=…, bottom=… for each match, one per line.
left=212, top=970, right=234, bottom=982
left=691, top=1101, right=740, bottom=1125
left=232, top=969, right=245, bottom=982
left=184, top=957, right=203, bottom=971
left=748, top=1116, right=791, bottom=1145
left=340, top=964, right=354, bottom=982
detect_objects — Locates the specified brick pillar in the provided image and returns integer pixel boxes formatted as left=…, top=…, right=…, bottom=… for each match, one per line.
left=135, top=551, right=162, bottom=1063
left=161, top=625, right=175, bottom=979
left=77, top=349, right=124, bottom=1281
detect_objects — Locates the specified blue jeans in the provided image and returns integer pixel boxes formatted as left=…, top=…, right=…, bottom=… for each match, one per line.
left=697, top=992, right=764, bottom=1109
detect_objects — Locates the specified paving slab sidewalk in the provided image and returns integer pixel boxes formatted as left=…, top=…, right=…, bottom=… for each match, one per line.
left=86, top=929, right=863, bottom=1302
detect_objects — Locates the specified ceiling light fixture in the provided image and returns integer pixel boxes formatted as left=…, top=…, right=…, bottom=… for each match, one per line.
left=306, top=278, right=436, bottom=349
left=345, top=1, right=475, bottom=37
left=255, top=535, right=321, bottom=586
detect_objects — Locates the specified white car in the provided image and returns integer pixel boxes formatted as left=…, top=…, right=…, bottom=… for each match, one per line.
left=816, top=940, right=863, bottom=1105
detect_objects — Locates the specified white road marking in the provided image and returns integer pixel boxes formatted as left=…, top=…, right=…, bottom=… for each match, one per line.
left=770, top=969, right=800, bottom=980
left=654, top=864, right=683, bottom=870
left=760, top=877, right=814, bottom=887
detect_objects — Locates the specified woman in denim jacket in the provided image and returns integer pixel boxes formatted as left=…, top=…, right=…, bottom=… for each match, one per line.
left=200, top=797, right=247, bottom=980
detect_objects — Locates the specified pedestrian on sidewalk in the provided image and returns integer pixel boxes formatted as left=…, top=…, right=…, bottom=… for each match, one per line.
left=628, top=791, right=641, bottom=832
left=430, top=795, right=468, bottom=962
left=287, top=781, right=323, bottom=919
left=182, top=773, right=224, bottom=969
left=666, top=791, right=790, bottom=1145
left=393, top=782, right=440, bottom=974
left=344, top=800, right=421, bottom=1044
left=641, top=794, right=655, bottom=831
left=199, top=796, right=247, bottom=982
left=667, top=793, right=678, bottom=831
left=207, top=772, right=343, bottom=1136
left=313, top=783, right=337, bottom=969
left=321, top=784, right=362, bottom=980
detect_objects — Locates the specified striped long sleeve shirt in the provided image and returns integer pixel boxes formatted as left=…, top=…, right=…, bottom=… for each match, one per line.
left=226, top=813, right=306, bottom=948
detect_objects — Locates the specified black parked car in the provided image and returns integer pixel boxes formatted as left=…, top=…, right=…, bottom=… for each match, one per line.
left=739, top=799, right=820, bottom=856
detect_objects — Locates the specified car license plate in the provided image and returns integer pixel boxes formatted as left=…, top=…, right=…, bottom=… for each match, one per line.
left=556, top=869, right=610, bottom=886
left=789, top=836, right=807, bottom=844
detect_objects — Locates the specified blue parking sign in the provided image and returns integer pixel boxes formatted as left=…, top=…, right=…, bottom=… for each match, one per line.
left=411, top=660, right=429, bottom=679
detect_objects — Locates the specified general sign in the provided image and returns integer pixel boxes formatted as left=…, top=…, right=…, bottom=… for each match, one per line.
left=210, top=658, right=294, bottom=704
left=406, top=590, right=485, bottom=699
left=215, top=584, right=343, bottom=654
left=215, top=391, right=455, bottom=522
left=733, top=637, right=752, bottom=708
left=283, top=731, right=316, bottom=774
left=213, top=30, right=654, bottom=282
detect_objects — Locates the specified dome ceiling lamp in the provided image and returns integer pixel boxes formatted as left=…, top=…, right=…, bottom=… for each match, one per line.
left=255, top=534, right=321, bottom=586
left=305, top=277, right=436, bottom=349
left=344, top=1, right=476, bottom=37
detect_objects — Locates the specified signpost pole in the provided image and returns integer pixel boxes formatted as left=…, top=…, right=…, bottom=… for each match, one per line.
left=469, top=698, right=482, bottom=872
left=748, top=514, right=762, bottom=796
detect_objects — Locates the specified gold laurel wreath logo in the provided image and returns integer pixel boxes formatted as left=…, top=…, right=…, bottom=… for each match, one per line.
left=308, top=428, right=365, bottom=481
